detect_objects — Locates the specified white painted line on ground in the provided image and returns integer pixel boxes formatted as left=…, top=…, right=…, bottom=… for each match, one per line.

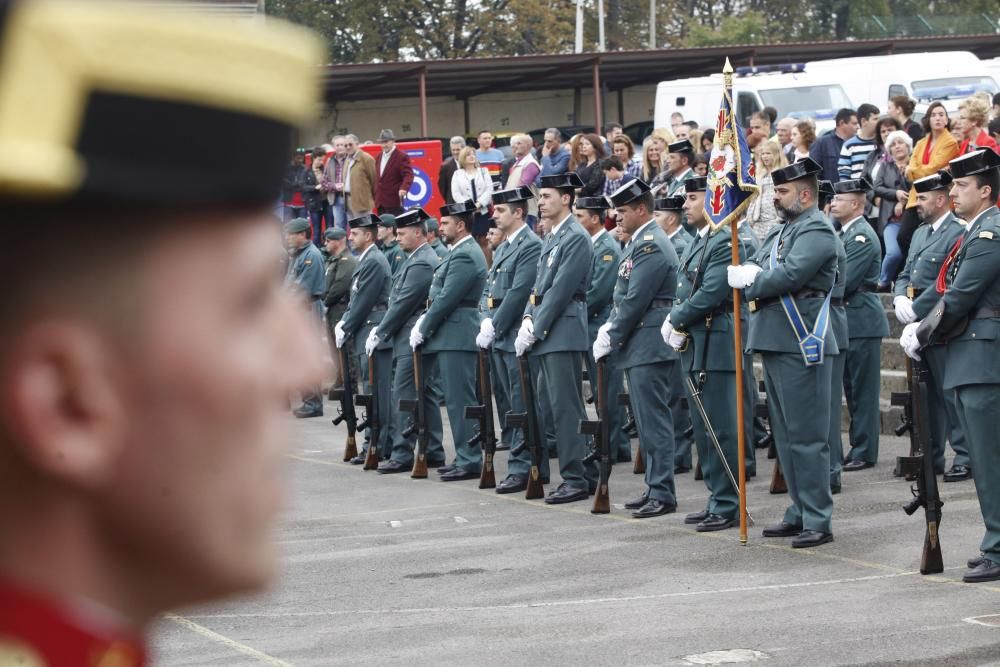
left=166, top=614, right=295, bottom=666
left=963, top=614, right=1000, bottom=627
left=454, top=516, right=468, bottom=523
left=388, top=520, right=402, bottom=528
left=683, top=648, right=767, bottom=665
left=186, top=570, right=919, bottom=620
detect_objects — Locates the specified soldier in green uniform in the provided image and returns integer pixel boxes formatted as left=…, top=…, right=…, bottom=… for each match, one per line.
left=411, top=201, right=488, bottom=481
left=818, top=185, right=849, bottom=495
left=378, top=214, right=407, bottom=278
left=284, top=218, right=328, bottom=418
left=427, top=218, right=450, bottom=259
left=829, top=178, right=889, bottom=470
left=576, top=196, right=629, bottom=463
left=893, top=171, right=970, bottom=481
left=480, top=187, right=543, bottom=490
left=516, top=173, right=597, bottom=503
left=728, top=158, right=840, bottom=548
left=335, top=214, right=393, bottom=464
left=369, top=209, right=444, bottom=473
left=654, top=195, right=696, bottom=473
left=596, top=179, right=680, bottom=517
left=663, top=140, right=697, bottom=198
left=904, top=149, right=1000, bottom=582
left=664, top=177, right=745, bottom=530
left=322, top=228, right=357, bottom=391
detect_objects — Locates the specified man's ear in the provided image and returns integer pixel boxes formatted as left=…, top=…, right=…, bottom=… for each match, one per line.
left=0, top=322, right=127, bottom=488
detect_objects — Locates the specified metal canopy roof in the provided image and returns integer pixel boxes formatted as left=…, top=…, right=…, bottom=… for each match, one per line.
left=323, top=34, right=1000, bottom=102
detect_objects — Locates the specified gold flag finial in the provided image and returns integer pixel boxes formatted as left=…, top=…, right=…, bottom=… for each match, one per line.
left=723, top=57, right=733, bottom=74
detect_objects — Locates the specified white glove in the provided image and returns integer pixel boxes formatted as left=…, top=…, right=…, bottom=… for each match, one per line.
left=334, top=320, right=346, bottom=348
left=660, top=316, right=674, bottom=345
left=668, top=329, right=687, bottom=351
left=476, top=318, right=495, bottom=349
left=409, top=314, right=426, bottom=350
left=899, top=321, right=922, bottom=361
left=593, top=336, right=611, bottom=360
left=596, top=321, right=612, bottom=348
left=727, top=264, right=762, bottom=289
left=365, top=328, right=379, bottom=356
left=515, top=318, right=535, bottom=357
left=893, top=296, right=917, bottom=325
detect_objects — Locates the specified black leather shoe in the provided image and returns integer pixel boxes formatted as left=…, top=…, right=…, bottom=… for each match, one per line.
left=697, top=514, right=739, bottom=532
left=631, top=499, right=676, bottom=518
left=684, top=509, right=710, bottom=525
left=968, top=553, right=987, bottom=569
left=548, top=449, right=559, bottom=459
left=963, top=559, right=1000, bottom=583
left=293, top=406, right=323, bottom=419
left=440, top=467, right=479, bottom=482
left=496, top=475, right=527, bottom=494
left=762, top=521, right=802, bottom=537
left=944, top=465, right=972, bottom=482
left=674, top=464, right=692, bottom=474
left=624, top=493, right=650, bottom=510
left=791, top=530, right=834, bottom=548
left=437, top=463, right=456, bottom=474
left=843, top=460, right=874, bottom=472
left=544, top=483, right=588, bottom=504
left=349, top=454, right=366, bottom=465
left=377, top=460, right=410, bottom=474
left=831, top=483, right=842, bottom=495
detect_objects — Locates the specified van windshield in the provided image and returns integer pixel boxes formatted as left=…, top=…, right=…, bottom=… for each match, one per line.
left=758, top=84, right=852, bottom=120
left=912, top=76, right=998, bottom=101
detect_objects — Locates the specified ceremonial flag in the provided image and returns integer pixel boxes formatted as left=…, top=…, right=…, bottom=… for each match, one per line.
left=705, top=58, right=759, bottom=232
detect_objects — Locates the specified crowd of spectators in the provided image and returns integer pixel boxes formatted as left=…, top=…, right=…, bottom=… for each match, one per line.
left=283, top=90, right=1000, bottom=290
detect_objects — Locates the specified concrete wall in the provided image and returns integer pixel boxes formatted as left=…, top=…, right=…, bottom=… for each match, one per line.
left=304, top=86, right=658, bottom=145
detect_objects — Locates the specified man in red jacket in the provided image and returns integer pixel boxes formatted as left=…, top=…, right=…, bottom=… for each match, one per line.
left=374, top=129, right=414, bottom=215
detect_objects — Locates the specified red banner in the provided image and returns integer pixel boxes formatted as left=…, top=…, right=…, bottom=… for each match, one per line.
left=362, top=141, right=444, bottom=214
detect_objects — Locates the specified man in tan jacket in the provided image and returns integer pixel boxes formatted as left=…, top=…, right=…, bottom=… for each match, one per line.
left=344, top=133, right=377, bottom=217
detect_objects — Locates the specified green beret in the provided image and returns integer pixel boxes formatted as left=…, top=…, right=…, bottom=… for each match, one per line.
left=425, top=218, right=439, bottom=232
left=378, top=214, right=396, bottom=228
left=284, top=218, right=311, bottom=234
left=324, top=227, right=346, bottom=240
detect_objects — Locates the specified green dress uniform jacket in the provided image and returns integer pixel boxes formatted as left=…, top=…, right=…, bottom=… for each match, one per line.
left=895, top=212, right=969, bottom=470
left=376, top=243, right=442, bottom=466
left=522, top=215, right=596, bottom=490
left=430, top=238, right=449, bottom=259
left=673, top=226, right=746, bottom=519
left=285, top=241, right=326, bottom=307
left=381, top=239, right=407, bottom=278
left=914, top=205, right=1000, bottom=565
left=606, top=220, right=680, bottom=505
left=827, top=230, right=848, bottom=488
left=745, top=206, right=839, bottom=534
left=323, top=249, right=357, bottom=324
left=840, top=217, right=890, bottom=465
left=418, top=235, right=488, bottom=473
left=667, top=227, right=693, bottom=258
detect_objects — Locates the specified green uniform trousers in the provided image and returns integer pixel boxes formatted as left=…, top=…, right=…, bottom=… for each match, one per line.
left=923, top=346, right=971, bottom=470
left=628, top=361, right=677, bottom=505
left=423, top=350, right=481, bottom=473
left=843, top=337, right=882, bottom=465
left=669, top=362, right=695, bottom=469
left=762, top=351, right=835, bottom=534
left=489, top=348, right=514, bottom=449
left=686, top=370, right=740, bottom=519
left=358, top=348, right=393, bottom=458
left=828, top=352, right=846, bottom=488
left=387, top=352, right=445, bottom=466
left=585, top=351, right=630, bottom=462
left=953, top=384, right=1000, bottom=562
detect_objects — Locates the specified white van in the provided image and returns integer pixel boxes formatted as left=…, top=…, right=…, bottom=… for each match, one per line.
left=654, top=66, right=853, bottom=135
left=805, top=51, right=998, bottom=116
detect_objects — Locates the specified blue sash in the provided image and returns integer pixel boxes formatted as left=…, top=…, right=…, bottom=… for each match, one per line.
left=769, top=234, right=833, bottom=366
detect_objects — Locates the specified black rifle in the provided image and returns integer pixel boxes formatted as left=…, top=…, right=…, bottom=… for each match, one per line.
left=890, top=358, right=917, bottom=478
left=354, top=351, right=380, bottom=471
left=465, top=348, right=497, bottom=489
left=755, top=380, right=787, bottom=494
left=580, top=357, right=611, bottom=513
left=399, top=348, right=429, bottom=478
left=506, top=355, right=545, bottom=499
left=896, top=360, right=944, bottom=575
left=329, top=338, right=363, bottom=462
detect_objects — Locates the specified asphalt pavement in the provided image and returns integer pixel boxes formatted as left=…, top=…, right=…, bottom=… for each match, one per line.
left=152, top=398, right=1000, bottom=666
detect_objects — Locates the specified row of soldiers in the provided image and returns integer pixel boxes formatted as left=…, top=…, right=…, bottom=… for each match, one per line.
left=324, top=146, right=1000, bottom=580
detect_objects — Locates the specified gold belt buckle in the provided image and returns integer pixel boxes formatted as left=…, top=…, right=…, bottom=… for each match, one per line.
left=748, top=299, right=758, bottom=313
left=906, top=286, right=915, bottom=299
left=487, top=296, right=495, bottom=309
left=530, top=294, right=539, bottom=306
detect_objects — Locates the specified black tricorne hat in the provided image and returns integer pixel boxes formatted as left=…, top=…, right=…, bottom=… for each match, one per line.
left=492, top=186, right=534, bottom=205
left=949, top=149, right=1000, bottom=178
left=606, top=178, right=651, bottom=208
left=913, top=171, right=953, bottom=194
left=538, top=172, right=584, bottom=191
left=348, top=213, right=382, bottom=229
left=395, top=208, right=431, bottom=227
left=832, top=177, right=872, bottom=195
left=654, top=196, right=685, bottom=212
left=440, top=200, right=477, bottom=218
left=684, top=177, right=709, bottom=193
left=772, top=157, right=822, bottom=185
left=574, top=196, right=608, bottom=211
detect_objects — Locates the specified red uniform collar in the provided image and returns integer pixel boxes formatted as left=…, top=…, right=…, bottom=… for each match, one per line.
left=0, top=578, right=147, bottom=666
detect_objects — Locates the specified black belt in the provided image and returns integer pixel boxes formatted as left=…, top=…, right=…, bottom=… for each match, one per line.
left=529, top=293, right=586, bottom=306
left=845, top=286, right=875, bottom=299
left=487, top=296, right=502, bottom=309
left=426, top=299, right=478, bottom=309
left=371, top=303, right=388, bottom=312
left=972, top=307, right=1000, bottom=319
left=748, top=289, right=828, bottom=313
left=650, top=298, right=674, bottom=308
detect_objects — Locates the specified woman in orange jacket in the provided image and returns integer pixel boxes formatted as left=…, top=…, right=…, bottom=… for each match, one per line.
left=900, top=101, right=959, bottom=255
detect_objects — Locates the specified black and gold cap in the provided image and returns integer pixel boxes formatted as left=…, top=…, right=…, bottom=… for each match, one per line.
left=0, top=0, right=324, bottom=206
left=913, top=171, right=953, bottom=194
left=606, top=178, right=651, bottom=207
left=395, top=208, right=431, bottom=228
